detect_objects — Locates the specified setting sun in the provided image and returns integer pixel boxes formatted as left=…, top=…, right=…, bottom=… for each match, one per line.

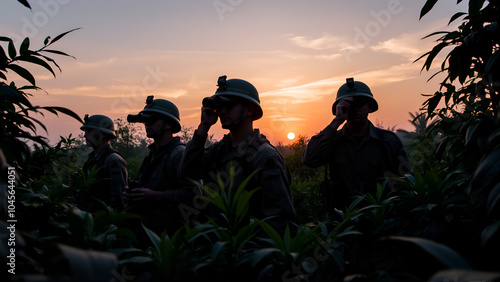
left=287, top=132, right=296, bottom=140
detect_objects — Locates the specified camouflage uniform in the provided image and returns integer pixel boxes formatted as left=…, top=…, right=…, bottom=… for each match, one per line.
left=80, top=144, right=128, bottom=212
left=130, top=137, right=191, bottom=236
left=302, top=121, right=412, bottom=210
left=180, top=129, right=295, bottom=234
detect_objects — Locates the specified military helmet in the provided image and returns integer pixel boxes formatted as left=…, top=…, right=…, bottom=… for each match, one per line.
left=80, top=114, right=116, bottom=138
left=140, top=96, right=181, bottom=133
left=332, top=78, right=378, bottom=115
left=213, top=75, right=263, bottom=120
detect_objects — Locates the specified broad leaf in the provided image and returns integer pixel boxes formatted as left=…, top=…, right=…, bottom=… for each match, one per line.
left=47, top=28, right=81, bottom=47
left=420, top=0, right=439, bottom=19
left=431, top=269, right=500, bottom=282
left=5, top=64, right=36, bottom=85
left=58, top=244, right=118, bottom=281
left=8, top=40, right=16, bottom=59
left=481, top=220, right=500, bottom=246
left=468, top=147, right=500, bottom=194
left=384, top=236, right=472, bottom=269
left=142, top=223, right=161, bottom=250
left=40, top=106, right=84, bottom=123
left=449, top=12, right=467, bottom=24
left=486, top=183, right=500, bottom=216
left=16, top=55, right=56, bottom=77
left=17, top=0, right=31, bottom=9
left=20, top=37, right=30, bottom=55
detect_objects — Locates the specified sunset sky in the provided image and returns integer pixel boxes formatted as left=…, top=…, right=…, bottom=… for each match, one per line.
left=1, top=0, right=468, bottom=145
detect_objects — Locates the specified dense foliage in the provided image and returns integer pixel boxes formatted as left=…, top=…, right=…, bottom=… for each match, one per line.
left=1, top=0, right=500, bottom=281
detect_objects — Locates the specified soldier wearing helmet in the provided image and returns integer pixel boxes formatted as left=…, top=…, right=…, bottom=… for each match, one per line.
left=179, top=75, right=296, bottom=235
left=123, top=96, right=192, bottom=240
left=78, top=114, right=128, bottom=212
left=302, top=78, right=411, bottom=213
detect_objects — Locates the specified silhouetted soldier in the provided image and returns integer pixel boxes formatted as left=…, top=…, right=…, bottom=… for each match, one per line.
left=302, top=78, right=412, bottom=213
left=78, top=114, right=128, bottom=212
left=124, top=96, right=192, bottom=241
left=180, top=75, right=295, bottom=235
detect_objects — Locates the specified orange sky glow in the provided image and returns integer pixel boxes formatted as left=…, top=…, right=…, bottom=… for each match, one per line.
left=1, top=1, right=468, bottom=145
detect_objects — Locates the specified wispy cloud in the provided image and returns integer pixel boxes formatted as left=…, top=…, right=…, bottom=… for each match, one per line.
left=266, top=114, right=305, bottom=122
left=371, top=33, right=431, bottom=59
left=261, top=63, right=422, bottom=105
left=286, top=32, right=365, bottom=61
left=261, top=78, right=340, bottom=104
left=288, top=33, right=346, bottom=50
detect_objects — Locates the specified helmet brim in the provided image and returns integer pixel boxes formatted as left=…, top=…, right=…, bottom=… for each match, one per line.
left=214, top=92, right=263, bottom=120
left=80, top=124, right=117, bottom=138
left=332, top=93, right=378, bottom=115
left=140, top=109, right=181, bottom=133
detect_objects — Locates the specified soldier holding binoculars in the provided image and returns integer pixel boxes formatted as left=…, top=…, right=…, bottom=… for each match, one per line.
left=123, top=96, right=193, bottom=242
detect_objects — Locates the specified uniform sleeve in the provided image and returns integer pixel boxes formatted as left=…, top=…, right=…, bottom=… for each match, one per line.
left=179, top=130, right=218, bottom=181
left=302, top=125, right=336, bottom=168
left=256, top=152, right=296, bottom=235
left=162, top=145, right=196, bottom=203
left=106, top=155, right=128, bottom=211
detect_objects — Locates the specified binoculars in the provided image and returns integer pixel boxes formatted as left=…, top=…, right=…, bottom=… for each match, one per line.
left=202, top=96, right=234, bottom=111
left=347, top=96, right=369, bottom=108
left=127, top=113, right=157, bottom=123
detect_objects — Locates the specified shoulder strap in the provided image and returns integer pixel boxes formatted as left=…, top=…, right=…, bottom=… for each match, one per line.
left=167, top=139, right=185, bottom=155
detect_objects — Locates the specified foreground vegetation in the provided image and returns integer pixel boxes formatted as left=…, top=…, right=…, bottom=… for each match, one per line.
left=1, top=0, right=499, bottom=281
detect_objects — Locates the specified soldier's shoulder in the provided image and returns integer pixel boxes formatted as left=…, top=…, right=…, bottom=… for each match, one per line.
left=105, top=150, right=126, bottom=164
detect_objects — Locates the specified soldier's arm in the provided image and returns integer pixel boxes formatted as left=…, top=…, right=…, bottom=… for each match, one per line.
left=106, top=155, right=128, bottom=211
left=301, top=118, right=341, bottom=168
left=162, top=146, right=196, bottom=203
left=179, top=130, right=216, bottom=181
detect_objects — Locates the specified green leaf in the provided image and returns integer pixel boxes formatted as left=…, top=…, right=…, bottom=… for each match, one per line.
left=23, top=114, right=48, bottom=133
left=210, top=241, right=227, bottom=262
left=251, top=248, right=279, bottom=267
left=486, top=183, right=500, bottom=216
left=426, top=92, right=442, bottom=115
left=0, top=46, right=8, bottom=66
left=47, top=28, right=81, bottom=47
left=42, top=49, right=76, bottom=59
left=468, top=147, right=500, bottom=194
left=431, top=269, right=500, bottom=282
left=420, top=42, right=449, bottom=72
left=468, top=0, right=486, bottom=15
left=19, top=37, right=30, bottom=55
left=0, top=84, right=33, bottom=107
left=16, top=55, right=56, bottom=77
left=8, top=40, right=17, bottom=59
left=142, top=223, right=161, bottom=250
left=449, top=12, right=467, bottom=24
left=5, top=64, right=36, bottom=85
left=44, top=36, right=51, bottom=46
left=481, top=220, right=500, bottom=247
left=385, top=236, right=473, bottom=269
left=40, top=106, right=84, bottom=123
left=420, top=0, right=439, bottom=19
left=119, top=256, right=153, bottom=264
left=258, top=220, right=285, bottom=250
left=37, top=53, right=63, bottom=72
left=58, top=244, right=117, bottom=281
left=465, top=121, right=480, bottom=146
left=17, top=0, right=32, bottom=10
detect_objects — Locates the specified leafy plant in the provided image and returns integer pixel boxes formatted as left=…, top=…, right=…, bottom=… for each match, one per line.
left=1, top=29, right=82, bottom=164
